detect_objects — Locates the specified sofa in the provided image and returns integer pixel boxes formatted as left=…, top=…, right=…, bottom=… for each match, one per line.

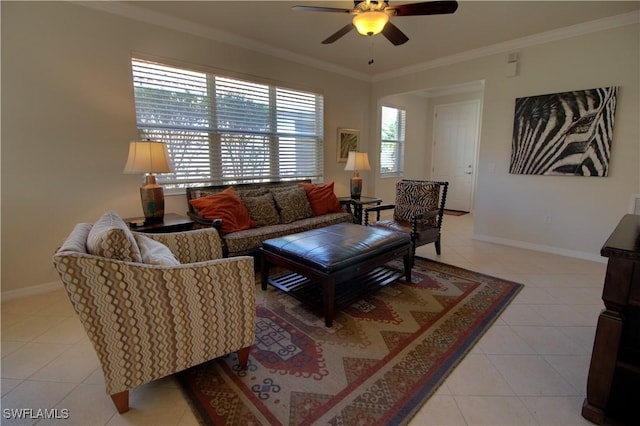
left=52, top=211, right=256, bottom=413
left=186, top=180, right=353, bottom=257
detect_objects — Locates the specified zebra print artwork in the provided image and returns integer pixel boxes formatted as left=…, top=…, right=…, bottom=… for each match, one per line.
left=509, top=87, right=617, bottom=176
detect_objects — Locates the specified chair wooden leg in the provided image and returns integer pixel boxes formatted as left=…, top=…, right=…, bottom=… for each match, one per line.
left=403, top=253, right=413, bottom=282
left=110, top=390, right=129, bottom=414
left=237, top=346, right=251, bottom=369
left=435, top=237, right=442, bottom=255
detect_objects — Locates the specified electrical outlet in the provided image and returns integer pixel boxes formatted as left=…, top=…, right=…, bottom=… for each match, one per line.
left=544, top=215, right=552, bottom=224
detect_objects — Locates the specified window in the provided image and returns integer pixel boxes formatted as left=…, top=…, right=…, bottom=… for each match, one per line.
left=131, top=58, right=324, bottom=188
left=380, top=106, right=406, bottom=176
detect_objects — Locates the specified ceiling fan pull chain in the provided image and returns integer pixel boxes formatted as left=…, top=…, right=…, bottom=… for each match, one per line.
left=368, top=36, right=375, bottom=65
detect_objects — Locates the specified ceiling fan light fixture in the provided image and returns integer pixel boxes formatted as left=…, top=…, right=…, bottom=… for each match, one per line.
left=353, top=11, right=389, bottom=36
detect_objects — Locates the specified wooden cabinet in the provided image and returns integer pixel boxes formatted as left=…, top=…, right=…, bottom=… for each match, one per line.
left=582, top=214, right=640, bottom=425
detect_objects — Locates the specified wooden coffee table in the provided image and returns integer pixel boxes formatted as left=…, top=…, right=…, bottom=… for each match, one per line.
left=260, top=223, right=412, bottom=327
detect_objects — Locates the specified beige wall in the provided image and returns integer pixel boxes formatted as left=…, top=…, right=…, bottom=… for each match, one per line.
left=1, top=2, right=370, bottom=295
left=372, top=23, right=640, bottom=260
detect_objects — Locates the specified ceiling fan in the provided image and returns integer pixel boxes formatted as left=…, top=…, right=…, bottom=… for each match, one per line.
left=292, top=1, right=458, bottom=46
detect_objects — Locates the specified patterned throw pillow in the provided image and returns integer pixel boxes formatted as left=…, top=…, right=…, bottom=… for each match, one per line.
left=394, top=181, right=440, bottom=226
left=241, top=192, right=280, bottom=226
left=189, top=187, right=256, bottom=234
left=134, top=234, right=180, bottom=266
left=271, top=187, right=314, bottom=224
left=87, top=210, right=143, bottom=262
left=237, top=187, right=270, bottom=198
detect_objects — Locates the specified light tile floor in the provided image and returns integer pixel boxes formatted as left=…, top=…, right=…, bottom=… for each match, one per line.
left=1, top=214, right=606, bottom=425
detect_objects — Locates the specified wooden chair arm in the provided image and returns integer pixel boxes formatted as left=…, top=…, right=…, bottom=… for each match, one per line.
left=364, top=204, right=396, bottom=213
left=364, top=204, right=396, bottom=225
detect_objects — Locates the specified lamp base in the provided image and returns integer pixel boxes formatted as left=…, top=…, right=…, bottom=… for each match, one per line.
left=140, top=174, right=164, bottom=222
left=350, top=176, right=363, bottom=200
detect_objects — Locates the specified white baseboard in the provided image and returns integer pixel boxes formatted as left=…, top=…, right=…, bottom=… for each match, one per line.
left=472, top=233, right=607, bottom=263
left=1, top=280, right=63, bottom=302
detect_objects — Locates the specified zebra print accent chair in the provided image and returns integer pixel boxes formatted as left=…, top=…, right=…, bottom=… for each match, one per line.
left=52, top=219, right=256, bottom=414
left=364, top=180, right=448, bottom=265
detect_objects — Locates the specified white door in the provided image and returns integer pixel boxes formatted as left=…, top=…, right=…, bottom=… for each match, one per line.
left=431, top=101, right=480, bottom=212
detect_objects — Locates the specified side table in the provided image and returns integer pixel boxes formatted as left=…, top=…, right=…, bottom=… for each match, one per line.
left=338, top=196, right=382, bottom=225
left=125, top=213, right=194, bottom=233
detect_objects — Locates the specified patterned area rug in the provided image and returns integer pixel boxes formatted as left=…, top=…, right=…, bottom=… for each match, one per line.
left=177, top=257, right=523, bottom=425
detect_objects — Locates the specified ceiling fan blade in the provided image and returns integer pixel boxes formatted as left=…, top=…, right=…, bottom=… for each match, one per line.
left=292, top=5, right=352, bottom=13
left=382, top=21, right=409, bottom=46
left=386, top=0, right=458, bottom=17
left=322, top=23, right=355, bottom=44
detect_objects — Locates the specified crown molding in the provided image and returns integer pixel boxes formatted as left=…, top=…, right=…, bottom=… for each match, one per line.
left=77, top=2, right=638, bottom=84
left=76, top=1, right=371, bottom=82
left=372, top=10, right=640, bottom=82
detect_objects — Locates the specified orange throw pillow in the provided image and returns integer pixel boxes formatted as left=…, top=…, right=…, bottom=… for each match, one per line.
left=298, top=182, right=343, bottom=216
left=189, top=187, right=255, bottom=234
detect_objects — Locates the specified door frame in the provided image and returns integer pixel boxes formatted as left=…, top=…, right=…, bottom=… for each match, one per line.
left=430, top=99, right=482, bottom=213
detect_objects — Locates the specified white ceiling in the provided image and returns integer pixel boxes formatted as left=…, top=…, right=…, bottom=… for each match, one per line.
left=100, top=1, right=639, bottom=80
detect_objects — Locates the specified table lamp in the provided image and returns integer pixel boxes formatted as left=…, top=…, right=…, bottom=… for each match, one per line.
left=344, top=151, right=371, bottom=199
left=123, top=141, right=174, bottom=222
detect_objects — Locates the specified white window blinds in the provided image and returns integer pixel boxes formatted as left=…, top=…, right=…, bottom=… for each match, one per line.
left=380, top=106, right=406, bottom=175
left=131, top=58, right=324, bottom=188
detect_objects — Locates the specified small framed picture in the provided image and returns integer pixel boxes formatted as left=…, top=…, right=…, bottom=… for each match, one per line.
left=337, top=128, right=359, bottom=163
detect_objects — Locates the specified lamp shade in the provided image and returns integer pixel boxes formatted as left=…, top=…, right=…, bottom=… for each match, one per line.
left=344, top=151, right=371, bottom=172
left=353, top=11, right=389, bottom=36
left=123, top=141, right=174, bottom=174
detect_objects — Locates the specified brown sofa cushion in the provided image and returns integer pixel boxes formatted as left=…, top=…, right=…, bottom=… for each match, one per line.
left=241, top=192, right=280, bottom=226
left=271, top=187, right=314, bottom=224
left=223, top=212, right=353, bottom=255
left=237, top=187, right=270, bottom=198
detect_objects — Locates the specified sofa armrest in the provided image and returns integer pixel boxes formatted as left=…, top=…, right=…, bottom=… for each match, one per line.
left=52, top=253, right=255, bottom=396
left=187, top=211, right=223, bottom=230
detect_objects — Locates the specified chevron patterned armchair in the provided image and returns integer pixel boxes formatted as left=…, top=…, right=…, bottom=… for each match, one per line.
left=52, top=211, right=256, bottom=414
